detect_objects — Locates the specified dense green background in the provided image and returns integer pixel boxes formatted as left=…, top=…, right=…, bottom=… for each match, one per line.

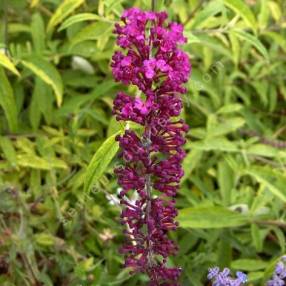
left=0, top=0, right=285, bottom=285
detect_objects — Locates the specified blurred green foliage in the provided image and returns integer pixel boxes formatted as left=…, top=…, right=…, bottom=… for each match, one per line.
left=0, top=0, right=285, bottom=285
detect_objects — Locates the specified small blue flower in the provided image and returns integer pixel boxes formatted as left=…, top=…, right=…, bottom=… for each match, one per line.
left=207, top=266, right=247, bottom=286
left=236, top=271, right=248, bottom=283
left=208, top=267, right=220, bottom=280
left=275, top=262, right=285, bottom=275
left=267, top=276, right=285, bottom=286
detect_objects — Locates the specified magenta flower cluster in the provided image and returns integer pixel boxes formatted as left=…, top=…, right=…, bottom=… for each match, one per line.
left=111, top=7, right=191, bottom=286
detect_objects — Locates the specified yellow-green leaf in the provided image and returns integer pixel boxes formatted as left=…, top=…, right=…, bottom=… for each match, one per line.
left=47, top=0, right=85, bottom=33
left=182, top=149, right=202, bottom=182
left=30, top=0, right=40, bottom=8
left=21, top=57, right=63, bottom=106
left=231, top=259, right=268, bottom=271
left=246, top=144, right=278, bottom=158
left=233, top=30, right=269, bottom=60
left=217, top=104, right=243, bottom=114
left=263, top=31, right=286, bottom=53
left=0, top=52, right=20, bottom=76
left=208, top=117, right=245, bottom=137
left=191, top=1, right=223, bottom=29
left=267, top=1, right=281, bottom=22
left=244, top=166, right=286, bottom=202
left=17, top=154, right=67, bottom=170
left=0, top=67, right=18, bottom=131
left=58, top=13, right=108, bottom=31
left=224, top=0, right=257, bottom=32
left=0, top=136, right=17, bottom=166
left=84, top=132, right=121, bottom=193
left=190, top=138, right=239, bottom=152
left=34, top=233, right=55, bottom=246
left=178, top=206, right=250, bottom=228
left=70, top=22, right=112, bottom=47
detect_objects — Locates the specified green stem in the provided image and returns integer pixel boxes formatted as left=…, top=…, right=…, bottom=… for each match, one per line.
left=255, top=220, right=286, bottom=229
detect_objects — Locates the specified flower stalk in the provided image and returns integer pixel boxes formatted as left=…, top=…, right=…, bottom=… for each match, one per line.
left=111, top=8, right=191, bottom=285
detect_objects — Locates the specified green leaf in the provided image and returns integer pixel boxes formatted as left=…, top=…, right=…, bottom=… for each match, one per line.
left=40, top=80, right=54, bottom=124
left=59, top=13, right=111, bottom=31
left=267, top=1, right=281, bottom=21
left=246, top=144, right=278, bottom=158
left=178, top=206, right=250, bottom=228
left=251, top=224, right=263, bottom=252
left=29, top=84, right=42, bottom=130
left=224, top=0, right=257, bottom=32
left=191, top=1, right=223, bottom=29
left=217, top=230, right=232, bottom=268
left=231, top=259, right=268, bottom=271
left=29, top=79, right=53, bottom=127
left=232, top=30, right=269, bottom=60
left=0, top=136, right=17, bottom=166
left=258, top=0, right=269, bottom=29
left=194, top=34, right=233, bottom=59
left=272, top=227, right=285, bottom=253
left=217, top=104, right=242, bottom=114
left=190, top=138, right=239, bottom=152
left=21, top=57, right=63, bottom=106
left=47, top=0, right=85, bottom=33
left=207, top=117, right=245, bottom=137
left=70, top=22, right=112, bottom=47
left=34, top=233, right=55, bottom=246
left=218, top=160, right=234, bottom=205
left=244, top=166, right=286, bottom=202
left=84, top=132, right=121, bottom=193
left=251, top=81, right=268, bottom=107
left=0, top=52, right=20, bottom=76
left=229, top=31, right=240, bottom=64
left=263, top=31, right=286, bottom=53
left=184, top=32, right=201, bottom=44
left=248, top=271, right=265, bottom=282
left=0, top=67, right=18, bottom=131
left=31, top=13, right=46, bottom=53
left=182, top=149, right=202, bottom=182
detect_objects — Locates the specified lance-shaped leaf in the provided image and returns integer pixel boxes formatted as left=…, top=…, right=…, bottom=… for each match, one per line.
left=178, top=206, right=251, bottom=228
left=70, top=22, right=112, bottom=47
left=58, top=13, right=110, bottom=31
left=0, top=53, right=20, bottom=76
left=0, top=67, right=18, bottom=131
left=84, top=132, right=121, bottom=194
left=0, top=136, right=17, bottom=166
left=231, top=259, right=268, bottom=271
left=224, top=0, right=257, bottom=32
left=17, top=154, right=68, bottom=170
left=21, top=57, right=63, bottom=106
left=233, top=30, right=269, bottom=60
left=244, top=166, right=286, bottom=202
left=47, top=0, right=85, bottom=33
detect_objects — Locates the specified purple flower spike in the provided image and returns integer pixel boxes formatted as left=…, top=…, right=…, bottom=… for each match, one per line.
left=111, top=7, right=191, bottom=286
left=207, top=267, right=247, bottom=286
